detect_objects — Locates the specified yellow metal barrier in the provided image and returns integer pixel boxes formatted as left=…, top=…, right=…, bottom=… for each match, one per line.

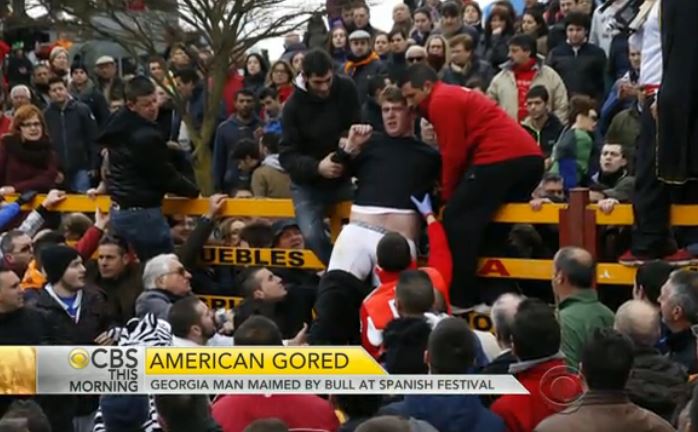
left=477, top=257, right=639, bottom=285
left=201, top=247, right=324, bottom=270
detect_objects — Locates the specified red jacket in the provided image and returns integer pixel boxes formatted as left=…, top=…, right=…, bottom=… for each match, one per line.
left=360, top=221, right=452, bottom=358
left=491, top=357, right=583, bottom=432
left=212, top=394, right=339, bottom=432
left=419, top=82, right=542, bottom=200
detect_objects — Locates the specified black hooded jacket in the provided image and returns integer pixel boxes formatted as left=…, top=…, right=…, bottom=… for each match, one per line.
left=100, top=108, right=199, bottom=208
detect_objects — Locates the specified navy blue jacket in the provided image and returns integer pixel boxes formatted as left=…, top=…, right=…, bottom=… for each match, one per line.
left=212, top=115, right=261, bottom=193
left=380, top=395, right=505, bottom=432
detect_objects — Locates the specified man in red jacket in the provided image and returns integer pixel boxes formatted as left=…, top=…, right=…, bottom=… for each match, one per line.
left=360, top=194, right=452, bottom=358
left=400, top=64, right=544, bottom=307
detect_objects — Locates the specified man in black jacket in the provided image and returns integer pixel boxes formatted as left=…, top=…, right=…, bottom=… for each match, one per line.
left=344, top=30, right=387, bottom=105
left=44, top=76, right=99, bottom=193
left=615, top=299, right=689, bottom=422
left=101, top=76, right=199, bottom=261
left=442, top=34, right=494, bottom=90
left=68, top=63, right=110, bottom=127
left=279, top=49, right=359, bottom=265
left=35, top=245, right=112, bottom=432
left=547, top=12, right=607, bottom=103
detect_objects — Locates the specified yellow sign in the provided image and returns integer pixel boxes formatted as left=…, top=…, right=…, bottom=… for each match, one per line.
left=200, top=247, right=324, bottom=270
left=145, top=347, right=386, bottom=375
left=199, top=295, right=243, bottom=310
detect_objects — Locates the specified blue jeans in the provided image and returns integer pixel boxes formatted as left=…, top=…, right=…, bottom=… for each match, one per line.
left=110, top=206, right=173, bottom=262
left=290, top=181, right=353, bottom=265
left=68, top=170, right=91, bottom=193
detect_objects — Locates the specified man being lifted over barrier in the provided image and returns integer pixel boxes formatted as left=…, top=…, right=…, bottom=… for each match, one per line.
left=327, top=86, right=441, bottom=283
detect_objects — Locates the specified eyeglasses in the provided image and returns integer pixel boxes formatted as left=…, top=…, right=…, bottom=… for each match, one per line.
left=20, top=122, right=41, bottom=129
left=162, top=267, right=187, bottom=278
left=407, top=57, right=425, bottom=63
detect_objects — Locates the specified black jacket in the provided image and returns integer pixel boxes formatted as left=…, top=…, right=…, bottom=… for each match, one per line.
left=626, top=345, right=689, bottom=422
left=360, top=98, right=383, bottom=133
left=521, top=114, right=564, bottom=158
left=667, top=329, right=698, bottom=374
left=547, top=42, right=607, bottom=102
left=0, top=307, right=48, bottom=345
left=345, top=55, right=387, bottom=105
left=43, top=99, right=99, bottom=174
left=69, top=80, right=111, bottom=126
left=441, top=59, right=495, bottom=90
left=86, top=262, right=144, bottom=326
left=101, top=108, right=199, bottom=208
left=34, top=286, right=111, bottom=432
left=382, top=317, right=431, bottom=374
left=234, top=284, right=314, bottom=340
left=387, top=52, right=407, bottom=83
left=279, top=75, right=360, bottom=186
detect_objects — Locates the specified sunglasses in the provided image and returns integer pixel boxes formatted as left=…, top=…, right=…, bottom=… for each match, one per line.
left=407, top=56, right=425, bottom=63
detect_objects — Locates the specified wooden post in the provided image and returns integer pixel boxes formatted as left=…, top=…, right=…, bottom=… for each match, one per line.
left=559, top=188, right=598, bottom=286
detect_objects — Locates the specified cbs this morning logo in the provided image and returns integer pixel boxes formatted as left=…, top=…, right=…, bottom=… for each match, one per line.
left=68, top=348, right=138, bottom=370
left=539, top=365, right=585, bottom=411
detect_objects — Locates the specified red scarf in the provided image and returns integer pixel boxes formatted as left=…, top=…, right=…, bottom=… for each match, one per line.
left=514, top=58, right=538, bottom=121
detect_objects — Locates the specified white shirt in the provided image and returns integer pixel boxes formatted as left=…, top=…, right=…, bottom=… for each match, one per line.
left=631, top=0, right=662, bottom=86
left=589, top=1, right=625, bottom=56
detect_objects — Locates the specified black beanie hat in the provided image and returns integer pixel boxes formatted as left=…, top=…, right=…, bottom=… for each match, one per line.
left=71, top=62, right=88, bottom=75
left=41, top=245, right=79, bottom=285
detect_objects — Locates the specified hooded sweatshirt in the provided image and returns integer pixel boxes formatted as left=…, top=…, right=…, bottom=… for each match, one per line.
left=251, top=154, right=291, bottom=198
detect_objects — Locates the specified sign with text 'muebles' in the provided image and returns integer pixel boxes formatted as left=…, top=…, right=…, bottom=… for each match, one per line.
left=0, top=347, right=528, bottom=395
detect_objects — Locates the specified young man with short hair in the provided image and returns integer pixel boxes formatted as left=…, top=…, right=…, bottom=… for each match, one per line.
left=44, top=76, right=99, bottom=192
left=101, top=76, right=199, bottom=261
left=279, top=49, right=359, bottom=265
left=488, top=34, right=568, bottom=124
left=251, top=133, right=291, bottom=198
left=547, top=12, right=607, bottom=102
left=521, top=85, right=564, bottom=163
left=258, top=87, right=282, bottom=135
left=400, top=63, right=543, bottom=307
left=213, top=88, right=261, bottom=194
left=589, top=143, right=635, bottom=213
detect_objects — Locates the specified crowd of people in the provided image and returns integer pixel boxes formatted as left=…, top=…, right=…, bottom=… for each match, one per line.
left=0, top=0, right=697, bottom=431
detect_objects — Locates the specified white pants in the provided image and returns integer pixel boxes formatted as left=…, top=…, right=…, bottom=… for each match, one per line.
left=328, top=223, right=416, bottom=283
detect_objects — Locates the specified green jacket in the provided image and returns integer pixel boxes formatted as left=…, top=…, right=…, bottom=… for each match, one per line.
left=558, top=289, right=614, bottom=368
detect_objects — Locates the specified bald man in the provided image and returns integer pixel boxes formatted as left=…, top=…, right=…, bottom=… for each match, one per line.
left=615, top=300, right=688, bottom=421
left=552, top=247, right=614, bottom=368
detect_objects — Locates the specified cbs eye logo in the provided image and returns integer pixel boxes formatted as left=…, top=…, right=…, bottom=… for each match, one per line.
left=68, top=348, right=138, bottom=370
left=539, top=365, right=585, bottom=411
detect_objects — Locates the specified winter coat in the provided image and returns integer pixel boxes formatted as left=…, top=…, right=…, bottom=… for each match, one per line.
left=590, top=169, right=635, bottom=203
left=96, top=76, right=125, bottom=103
left=534, top=391, right=675, bottom=432
left=0, top=134, right=58, bottom=192
left=550, top=127, right=595, bottom=191
left=626, top=345, right=690, bottom=422
left=487, top=58, right=568, bottom=125
left=250, top=155, right=291, bottom=198
left=607, top=106, right=641, bottom=154
left=0, top=307, right=48, bottom=345
left=521, top=114, right=564, bottom=158
left=87, top=262, right=144, bottom=325
left=492, top=356, right=581, bottom=432
left=547, top=42, right=607, bottom=102
left=68, top=79, right=111, bottom=126
left=343, top=52, right=387, bottom=104
left=35, top=286, right=111, bottom=432
left=479, top=33, right=513, bottom=70
left=279, top=74, right=360, bottom=187
left=43, top=99, right=99, bottom=174
left=100, top=107, right=199, bottom=208
left=134, top=289, right=186, bottom=321
left=441, top=59, right=495, bottom=90
left=212, top=115, right=261, bottom=193
left=381, top=395, right=505, bottom=432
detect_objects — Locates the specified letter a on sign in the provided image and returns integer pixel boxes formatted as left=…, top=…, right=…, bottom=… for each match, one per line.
left=478, top=259, right=510, bottom=277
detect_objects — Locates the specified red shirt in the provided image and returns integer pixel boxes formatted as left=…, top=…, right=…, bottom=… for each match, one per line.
left=514, top=58, right=538, bottom=121
left=360, top=222, right=452, bottom=358
left=212, top=394, right=339, bottom=432
left=419, top=82, right=542, bottom=200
